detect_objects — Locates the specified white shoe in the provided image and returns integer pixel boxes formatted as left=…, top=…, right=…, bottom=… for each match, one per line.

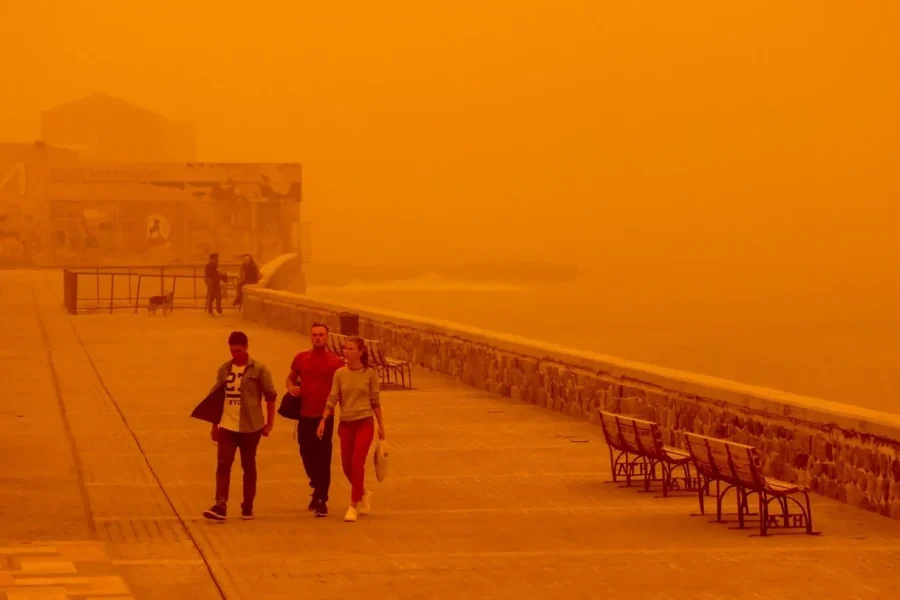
left=359, top=490, right=372, bottom=516
left=344, top=506, right=358, bottom=522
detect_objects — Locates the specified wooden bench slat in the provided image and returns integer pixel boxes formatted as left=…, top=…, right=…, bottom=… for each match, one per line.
left=683, top=432, right=764, bottom=489
left=663, top=446, right=690, bottom=459
left=763, top=478, right=807, bottom=494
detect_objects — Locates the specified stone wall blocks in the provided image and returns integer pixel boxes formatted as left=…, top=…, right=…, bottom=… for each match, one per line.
left=246, top=290, right=900, bottom=521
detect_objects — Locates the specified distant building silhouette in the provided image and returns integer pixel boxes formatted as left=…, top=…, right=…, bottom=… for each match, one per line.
left=40, top=93, right=196, bottom=162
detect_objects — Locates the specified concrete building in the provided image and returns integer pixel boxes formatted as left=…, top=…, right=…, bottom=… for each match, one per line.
left=0, top=142, right=79, bottom=265
left=44, top=162, right=302, bottom=265
left=0, top=144, right=302, bottom=266
left=40, top=93, right=196, bottom=162
left=3, top=96, right=302, bottom=266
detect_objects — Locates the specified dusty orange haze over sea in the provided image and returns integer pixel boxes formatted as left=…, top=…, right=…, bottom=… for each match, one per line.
left=2, top=1, right=898, bottom=409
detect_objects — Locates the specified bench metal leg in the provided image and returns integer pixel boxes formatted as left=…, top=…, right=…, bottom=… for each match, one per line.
left=710, top=486, right=758, bottom=527
left=730, top=487, right=760, bottom=530
left=617, top=458, right=703, bottom=500
left=749, top=492, right=821, bottom=537
left=396, top=364, right=411, bottom=389
left=605, top=447, right=621, bottom=483
left=608, top=451, right=641, bottom=484
left=702, top=482, right=757, bottom=525
left=637, top=458, right=691, bottom=495
left=714, top=481, right=729, bottom=523
left=693, top=477, right=708, bottom=516
left=804, top=492, right=816, bottom=535
left=637, top=459, right=659, bottom=493
left=376, top=362, right=413, bottom=391
left=690, top=476, right=714, bottom=517
left=759, top=493, right=768, bottom=536
left=652, top=462, right=702, bottom=499
left=604, top=452, right=650, bottom=487
left=622, top=455, right=651, bottom=488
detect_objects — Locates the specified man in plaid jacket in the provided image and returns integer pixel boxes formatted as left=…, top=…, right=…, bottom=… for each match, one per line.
left=202, top=331, right=277, bottom=521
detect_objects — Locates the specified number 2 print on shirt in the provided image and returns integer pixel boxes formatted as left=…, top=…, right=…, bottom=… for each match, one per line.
left=225, top=369, right=245, bottom=406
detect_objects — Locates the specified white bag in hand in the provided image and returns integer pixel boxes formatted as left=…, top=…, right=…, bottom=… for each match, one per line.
left=373, top=439, right=389, bottom=482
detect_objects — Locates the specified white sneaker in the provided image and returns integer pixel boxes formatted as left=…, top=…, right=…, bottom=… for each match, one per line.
left=344, top=506, right=358, bottom=522
left=359, top=490, right=372, bottom=516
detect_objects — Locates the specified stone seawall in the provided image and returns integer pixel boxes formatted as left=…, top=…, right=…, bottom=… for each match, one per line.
left=242, top=286, right=900, bottom=520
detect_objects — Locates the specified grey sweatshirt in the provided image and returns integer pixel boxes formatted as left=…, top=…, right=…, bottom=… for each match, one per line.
left=325, top=366, right=381, bottom=422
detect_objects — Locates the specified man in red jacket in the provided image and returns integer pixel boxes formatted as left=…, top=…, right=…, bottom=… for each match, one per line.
left=286, top=323, right=345, bottom=516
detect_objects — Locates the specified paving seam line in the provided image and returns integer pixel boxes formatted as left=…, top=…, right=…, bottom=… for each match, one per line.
left=40, top=278, right=228, bottom=600
left=32, top=286, right=96, bottom=535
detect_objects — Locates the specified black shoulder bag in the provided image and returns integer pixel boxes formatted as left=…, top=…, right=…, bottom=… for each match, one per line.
left=277, top=391, right=303, bottom=420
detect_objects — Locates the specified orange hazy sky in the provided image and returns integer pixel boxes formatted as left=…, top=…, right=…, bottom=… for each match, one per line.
left=1, top=1, right=898, bottom=267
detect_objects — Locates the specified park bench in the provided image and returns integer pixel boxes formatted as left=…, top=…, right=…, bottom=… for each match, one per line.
left=326, top=333, right=412, bottom=390
left=598, top=411, right=699, bottom=498
left=682, top=432, right=818, bottom=537
left=327, top=332, right=346, bottom=357
left=368, top=339, right=413, bottom=390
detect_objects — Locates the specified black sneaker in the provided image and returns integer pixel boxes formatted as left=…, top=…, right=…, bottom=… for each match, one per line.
left=203, top=504, right=226, bottom=520
left=241, top=504, right=254, bottom=520
left=315, top=499, right=328, bottom=518
left=308, top=494, right=318, bottom=512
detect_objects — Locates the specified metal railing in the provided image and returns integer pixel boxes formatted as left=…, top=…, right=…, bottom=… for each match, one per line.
left=62, top=264, right=244, bottom=315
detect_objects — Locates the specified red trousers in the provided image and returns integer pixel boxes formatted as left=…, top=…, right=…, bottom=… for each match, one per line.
left=338, top=417, right=374, bottom=503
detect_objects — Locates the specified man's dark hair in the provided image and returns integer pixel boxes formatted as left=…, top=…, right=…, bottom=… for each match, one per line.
left=310, top=322, right=329, bottom=333
left=228, top=331, right=249, bottom=346
left=210, top=252, right=218, bottom=260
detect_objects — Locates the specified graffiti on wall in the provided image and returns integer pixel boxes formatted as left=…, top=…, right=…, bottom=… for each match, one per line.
left=146, top=214, right=171, bottom=245
left=46, top=204, right=116, bottom=260
left=15, top=161, right=302, bottom=265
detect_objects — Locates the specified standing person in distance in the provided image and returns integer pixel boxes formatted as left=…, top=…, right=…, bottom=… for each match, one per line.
left=318, top=336, right=386, bottom=522
left=286, top=323, right=344, bottom=517
left=204, top=252, right=223, bottom=316
left=203, top=331, right=277, bottom=521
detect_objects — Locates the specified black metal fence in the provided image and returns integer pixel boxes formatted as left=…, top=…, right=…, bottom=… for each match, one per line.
left=62, top=264, right=244, bottom=315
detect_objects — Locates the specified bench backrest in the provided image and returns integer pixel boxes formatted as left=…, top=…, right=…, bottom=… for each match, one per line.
left=599, top=411, right=665, bottom=459
left=368, top=339, right=387, bottom=366
left=683, top=432, right=764, bottom=488
left=327, top=332, right=347, bottom=357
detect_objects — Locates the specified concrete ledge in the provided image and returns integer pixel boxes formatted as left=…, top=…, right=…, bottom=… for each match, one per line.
left=255, top=252, right=305, bottom=294
left=242, top=264, right=900, bottom=520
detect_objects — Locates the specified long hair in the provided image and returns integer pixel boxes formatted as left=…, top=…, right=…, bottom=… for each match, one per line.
left=346, top=336, right=370, bottom=370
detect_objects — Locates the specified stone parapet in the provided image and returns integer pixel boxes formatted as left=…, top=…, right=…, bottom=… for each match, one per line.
left=242, top=284, right=900, bottom=520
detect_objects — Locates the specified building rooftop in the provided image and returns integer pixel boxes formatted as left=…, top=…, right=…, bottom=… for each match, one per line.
left=42, top=92, right=169, bottom=123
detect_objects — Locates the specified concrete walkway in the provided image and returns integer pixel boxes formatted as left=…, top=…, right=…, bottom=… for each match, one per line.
left=3, top=270, right=900, bottom=599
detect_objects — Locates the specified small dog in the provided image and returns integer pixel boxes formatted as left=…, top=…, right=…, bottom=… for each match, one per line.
left=147, top=291, right=174, bottom=316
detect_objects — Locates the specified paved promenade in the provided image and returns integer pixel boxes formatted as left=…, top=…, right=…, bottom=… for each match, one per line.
left=3, top=269, right=900, bottom=599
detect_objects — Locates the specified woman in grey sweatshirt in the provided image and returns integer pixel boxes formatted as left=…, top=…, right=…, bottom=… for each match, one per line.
left=318, top=336, right=386, bottom=521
